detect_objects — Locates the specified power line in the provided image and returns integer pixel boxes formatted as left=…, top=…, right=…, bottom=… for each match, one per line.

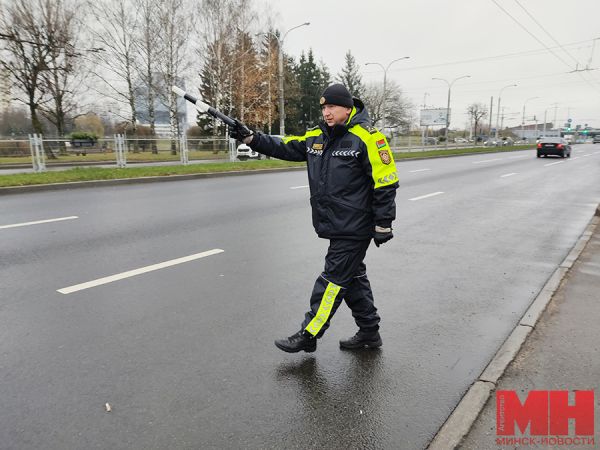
left=490, top=0, right=573, bottom=69
left=514, top=0, right=581, bottom=67
left=363, top=39, right=594, bottom=77
left=491, top=0, right=600, bottom=96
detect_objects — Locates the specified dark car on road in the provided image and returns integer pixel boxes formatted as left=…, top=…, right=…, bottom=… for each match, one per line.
left=536, top=137, right=571, bottom=158
left=593, top=135, right=600, bottom=144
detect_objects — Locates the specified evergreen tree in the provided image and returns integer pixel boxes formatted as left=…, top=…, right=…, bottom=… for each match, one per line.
left=293, top=49, right=331, bottom=130
left=336, top=50, right=364, bottom=99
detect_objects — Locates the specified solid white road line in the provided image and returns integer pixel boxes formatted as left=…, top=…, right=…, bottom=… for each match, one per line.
left=473, top=158, right=502, bottom=164
left=544, top=161, right=565, bottom=167
left=0, top=216, right=79, bottom=230
left=507, top=155, right=529, bottom=159
left=57, top=249, right=225, bottom=294
left=409, top=168, right=431, bottom=173
left=290, top=185, right=309, bottom=189
left=500, top=173, right=518, bottom=178
left=409, top=192, right=444, bottom=201
left=583, top=154, right=592, bottom=157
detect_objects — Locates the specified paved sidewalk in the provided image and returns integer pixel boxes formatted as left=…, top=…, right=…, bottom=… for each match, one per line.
left=459, top=219, right=600, bottom=449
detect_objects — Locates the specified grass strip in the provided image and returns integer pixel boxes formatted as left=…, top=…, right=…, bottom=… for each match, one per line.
left=393, top=144, right=533, bottom=159
left=0, top=160, right=304, bottom=187
left=0, top=145, right=534, bottom=188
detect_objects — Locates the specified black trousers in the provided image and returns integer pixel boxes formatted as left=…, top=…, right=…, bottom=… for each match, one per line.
left=302, top=239, right=380, bottom=337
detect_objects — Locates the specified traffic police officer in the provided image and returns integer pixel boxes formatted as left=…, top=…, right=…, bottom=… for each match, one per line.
left=231, top=83, right=398, bottom=353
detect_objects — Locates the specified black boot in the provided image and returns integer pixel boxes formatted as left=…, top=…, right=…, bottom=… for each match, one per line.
left=274, top=331, right=317, bottom=353
left=339, top=330, right=382, bottom=349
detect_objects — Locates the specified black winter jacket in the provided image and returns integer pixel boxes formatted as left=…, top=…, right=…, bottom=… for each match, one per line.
left=248, top=99, right=398, bottom=240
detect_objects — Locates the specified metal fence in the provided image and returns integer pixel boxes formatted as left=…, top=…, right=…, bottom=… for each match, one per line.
left=0, top=135, right=237, bottom=172
left=0, top=133, right=517, bottom=172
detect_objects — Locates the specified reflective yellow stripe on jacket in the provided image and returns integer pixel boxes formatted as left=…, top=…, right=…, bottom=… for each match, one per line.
left=350, top=125, right=398, bottom=188
left=283, top=128, right=322, bottom=144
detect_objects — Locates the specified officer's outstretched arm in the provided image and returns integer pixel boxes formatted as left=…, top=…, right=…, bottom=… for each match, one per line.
left=248, top=129, right=322, bottom=162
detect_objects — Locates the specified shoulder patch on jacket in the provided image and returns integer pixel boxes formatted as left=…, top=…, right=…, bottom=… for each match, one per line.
left=378, top=149, right=391, bottom=164
left=367, top=126, right=378, bottom=134
left=349, top=125, right=397, bottom=189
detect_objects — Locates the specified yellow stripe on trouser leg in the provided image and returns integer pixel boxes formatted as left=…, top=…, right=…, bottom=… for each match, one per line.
left=305, top=282, right=342, bottom=336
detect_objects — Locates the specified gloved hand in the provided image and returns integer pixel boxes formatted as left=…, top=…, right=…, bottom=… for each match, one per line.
left=229, top=119, right=254, bottom=144
left=374, top=225, right=393, bottom=247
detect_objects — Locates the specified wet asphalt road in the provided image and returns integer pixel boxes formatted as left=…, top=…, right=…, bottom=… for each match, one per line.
left=1, top=146, right=600, bottom=449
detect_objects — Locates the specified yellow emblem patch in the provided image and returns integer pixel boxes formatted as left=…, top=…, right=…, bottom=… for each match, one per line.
left=379, top=150, right=391, bottom=165
left=312, top=143, right=323, bottom=150
left=319, top=97, right=326, bottom=105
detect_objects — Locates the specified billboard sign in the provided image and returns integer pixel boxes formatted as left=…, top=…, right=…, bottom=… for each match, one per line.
left=420, top=108, right=449, bottom=126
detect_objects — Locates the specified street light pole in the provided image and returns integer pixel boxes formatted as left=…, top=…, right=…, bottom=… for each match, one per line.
left=521, top=96, right=539, bottom=141
left=432, top=75, right=471, bottom=149
left=261, top=23, right=310, bottom=137
left=365, top=57, right=410, bottom=134
left=496, top=84, right=517, bottom=139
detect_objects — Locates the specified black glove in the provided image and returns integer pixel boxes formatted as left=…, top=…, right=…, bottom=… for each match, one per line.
left=229, top=119, right=254, bottom=143
left=373, top=225, right=393, bottom=247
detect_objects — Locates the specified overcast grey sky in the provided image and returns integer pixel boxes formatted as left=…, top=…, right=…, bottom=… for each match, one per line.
left=270, top=0, right=600, bottom=130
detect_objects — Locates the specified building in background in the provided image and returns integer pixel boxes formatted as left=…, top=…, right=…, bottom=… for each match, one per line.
left=133, top=73, right=187, bottom=137
left=507, top=123, right=558, bottom=140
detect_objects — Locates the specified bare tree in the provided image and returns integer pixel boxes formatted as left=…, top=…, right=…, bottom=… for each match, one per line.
left=196, top=0, right=241, bottom=138
left=0, top=0, right=53, bottom=135
left=363, top=80, right=412, bottom=131
left=256, top=32, right=279, bottom=133
left=155, top=0, right=192, bottom=153
left=37, top=0, right=84, bottom=142
left=135, top=0, right=160, bottom=152
left=88, top=0, right=140, bottom=142
left=467, top=103, right=488, bottom=138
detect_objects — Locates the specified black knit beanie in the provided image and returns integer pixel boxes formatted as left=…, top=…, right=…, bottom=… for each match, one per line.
left=320, top=84, right=354, bottom=108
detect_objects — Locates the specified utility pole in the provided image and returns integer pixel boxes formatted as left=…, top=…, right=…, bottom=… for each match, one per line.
left=489, top=96, right=493, bottom=138
left=432, top=75, right=471, bottom=149
left=521, top=96, right=539, bottom=141
left=496, top=84, right=517, bottom=139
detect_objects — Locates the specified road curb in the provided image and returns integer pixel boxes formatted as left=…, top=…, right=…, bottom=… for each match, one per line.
left=0, top=166, right=306, bottom=195
left=427, top=204, right=600, bottom=450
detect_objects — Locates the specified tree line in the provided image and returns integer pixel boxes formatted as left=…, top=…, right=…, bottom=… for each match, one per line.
left=0, top=0, right=413, bottom=144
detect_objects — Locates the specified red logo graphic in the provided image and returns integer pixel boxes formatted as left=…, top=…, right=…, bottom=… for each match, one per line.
left=496, top=390, right=595, bottom=446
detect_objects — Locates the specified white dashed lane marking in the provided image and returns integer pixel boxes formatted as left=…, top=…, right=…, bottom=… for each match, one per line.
left=0, top=216, right=79, bottom=230
left=544, top=161, right=565, bottom=167
left=409, top=169, right=431, bottom=173
left=57, top=249, right=225, bottom=294
left=473, top=158, right=502, bottom=164
left=409, top=192, right=445, bottom=201
left=500, top=173, right=518, bottom=178
left=290, top=185, right=309, bottom=190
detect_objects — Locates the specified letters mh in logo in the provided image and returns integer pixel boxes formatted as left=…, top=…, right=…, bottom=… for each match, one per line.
left=496, top=390, right=595, bottom=436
